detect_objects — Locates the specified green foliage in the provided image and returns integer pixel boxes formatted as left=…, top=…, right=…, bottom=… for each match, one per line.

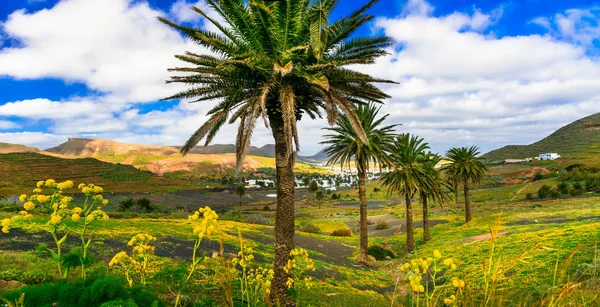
left=220, top=210, right=243, bottom=221
left=2, top=277, right=163, bottom=307
left=525, top=192, right=534, bottom=200
left=367, top=245, right=395, bottom=260
left=538, top=185, right=552, bottom=199
left=373, top=187, right=381, bottom=193
left=330, top=229, right=352, bottom=237
left=243, top=214, right=272, bottom=226
left=298, top=222, right=321, bottom=234
left=557, top=182, right=570, bottom=194
left=533, top=172, right=544, bottom=181
left=375, top=220, right=389, bottom=230
left=262, top=205, right=271, bottom=211
left=308, top=181, right=319, bottom=194
left=118, top=198, right=157, bottom=213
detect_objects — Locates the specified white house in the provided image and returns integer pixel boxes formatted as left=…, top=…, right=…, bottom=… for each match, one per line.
left=539, top=153, right=560, bottom=160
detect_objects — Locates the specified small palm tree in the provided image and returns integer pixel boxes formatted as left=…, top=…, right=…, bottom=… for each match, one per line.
left=380, top=134, right=432, bottom=252
left=235, top=184, right=246, bottom=206
left=443, top=146, right=487, bottom=222
left=419, top=153, right=451, bottom=242
left=321, top=103, right=397, bottom=264
left=160, top=0, right=394, bottom=300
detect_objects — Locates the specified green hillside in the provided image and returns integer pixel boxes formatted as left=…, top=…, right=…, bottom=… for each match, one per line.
left=0, top=153, right=191, bottom=195
left=482, top=112, right=600, bottom=162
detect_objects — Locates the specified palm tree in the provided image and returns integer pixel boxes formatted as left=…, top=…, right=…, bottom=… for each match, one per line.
left=159, top=0, right=394, bottom=301
left=321, top=103, right=397, bottom=264
left=419, top=153, right=450, bottom=242
left=380, top=134, right=432, bottom=252
left=442, top=146, right=487, bottom=222
left=235, top=184, right=246, bottom=206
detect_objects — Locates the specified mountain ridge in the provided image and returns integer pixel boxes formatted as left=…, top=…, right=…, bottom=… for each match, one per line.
left=482, top=112, right=600, bottom=161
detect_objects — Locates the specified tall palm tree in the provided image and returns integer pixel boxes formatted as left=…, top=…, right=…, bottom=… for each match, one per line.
left=380, top=134, right=432, bottom=252
left=321, top=104, right=397, bottom=264
left=159, top=0, right=394, bottom=302
left=442, top=146, right=487, bottom=222
left=419, top=152, right=450, bottom=242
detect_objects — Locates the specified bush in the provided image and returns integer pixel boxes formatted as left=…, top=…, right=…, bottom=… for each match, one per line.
left=331, top=193, right=340, bottom=200
left=373, top=187, right=381, bottom=193
left=367, top=245, right=395, bottom=260
left=220, top=210, right=243, bottom=221
left=330, top=229, right=352, bottom=237
left=533, top=172, right=544, bottom=181
left=2, top=277, right=163, bottom=307
left=557, top=182, right=570, bottom=194
left=243, top=214, right=272, bottom=226
left=298, top=222, right=321, bottom=234
left=0, top=195, right=19, bottom=207
left=375, top=220, right=389, bottom=230
left=525, top=193, right=534, bottom=200
left=549, top=189, right=561, bottom=199
left=118, top=198, right=157, bottom=213
left=262, top=205, right=271, bottom=211
left=538, top=185, right=552, bottom=199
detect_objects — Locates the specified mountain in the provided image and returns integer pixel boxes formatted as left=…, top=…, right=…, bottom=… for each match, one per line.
left=482, top=113, right=600, bottom=162
left=0, top=142, right=39, bottom=154
left=297, top=149, right=329, bottom=163
left=42, top=138, right=323, bottom=175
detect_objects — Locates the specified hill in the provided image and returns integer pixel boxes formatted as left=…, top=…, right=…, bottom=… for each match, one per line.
left=0, top=143, right=39, bottom=154
left=43, top=138, right=326, bottom=175
left=482, top=112, right=600, bottom=162
left=0, top=152, right=190, bottom=195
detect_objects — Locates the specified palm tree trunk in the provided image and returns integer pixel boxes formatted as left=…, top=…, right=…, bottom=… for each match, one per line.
left=464, top=181, right=471, bottom=222
left=421, top=191, right=430, bottom=242
left=405, top=193, right=415, bottom=252
left=454, top=181, right=459, bottom=208
left=357, top=168, right=369, bottom=265
left=269, top=121, right=295, bottom=306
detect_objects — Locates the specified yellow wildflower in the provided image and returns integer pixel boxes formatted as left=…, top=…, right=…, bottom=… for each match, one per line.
left=78, top=183, right=85, bottom=189
left=1, top=218, right=11, bottom=227
left=23, top=202, right=35, bottom=211
left=93, top=186, right=103, bottom=194
left=1, top=226, right=8, bottom=234
left=81, top=187, right=92, bottom=195
left=37, top=195, right=50, bottom=203
left=72, top=214, right=81, bottom=222
left=32, top=188, right=42, bottom=194
left=102, top=199, right=109, bottom=206
left=19, top=194, right=27, bottom=203
left=45, top=179, right=56, bottom=187
left=50, top=214, right=62, bottom=225
left=36, top=181, right=44, bottom=188
left=434, top=250, right=442, bottom=259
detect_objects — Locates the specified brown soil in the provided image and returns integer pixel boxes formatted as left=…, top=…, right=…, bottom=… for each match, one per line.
left=456, top=230, right=512, bottom=243
left=519, top=167, right=550, bottom=178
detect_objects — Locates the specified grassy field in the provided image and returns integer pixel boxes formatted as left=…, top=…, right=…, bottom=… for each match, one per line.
left=0, top=162, right=599, bottom=306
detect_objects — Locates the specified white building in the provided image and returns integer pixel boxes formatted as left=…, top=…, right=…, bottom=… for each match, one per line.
left=539, top=153, right=560, bottom=160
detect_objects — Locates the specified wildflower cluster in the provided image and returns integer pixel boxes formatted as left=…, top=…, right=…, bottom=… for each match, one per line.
left=188, top=206, right=219, bottom=240
left=398, top=250, right=464, bottom=307
left=110, top=233, right=156, bottom=287
left=284, top=248, right=316, bottom=293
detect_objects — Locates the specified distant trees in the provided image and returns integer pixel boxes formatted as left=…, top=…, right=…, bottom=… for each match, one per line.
left=315, top=190, right=324, bottom=209
left=322, top=103, right=397, bottom=264
left=235, top=185, right=245, bottom=206
left=443, top=146, right=487, bottom=223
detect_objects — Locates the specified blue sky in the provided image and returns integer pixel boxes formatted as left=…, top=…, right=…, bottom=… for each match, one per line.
left=1, top=0, right=600, bottom=155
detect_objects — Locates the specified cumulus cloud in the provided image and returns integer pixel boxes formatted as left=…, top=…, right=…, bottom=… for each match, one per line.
left=2, top=0, right=600, bottom=155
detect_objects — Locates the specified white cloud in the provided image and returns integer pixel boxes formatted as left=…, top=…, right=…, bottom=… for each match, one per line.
left=2, top=0, right=600, bottom=156
left=0, top=0, right=201, bottom=103
left=0, top=132, right=66, bottom=149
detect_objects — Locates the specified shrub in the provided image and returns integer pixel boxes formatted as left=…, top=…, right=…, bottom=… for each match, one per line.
left=243, top=214, right=272, bottom=226
left=373, top=187, right=381, bottom=193
left=525, top=193, right=534, bottom=200
left=0, top=195, right=19, bottom=207
left=367, top=245, right=395, bottom=260
left=533, top=172, right=544, bottom=181
left=375, top=220, right=389, bottom=230
left=118, top=198, right=157, bottom=213
left=331, top=193, right=340, bottom=200
left=2, top=277, right=163, bottom=307
left=330, top=229, right=352, bottom=237
left=572, top=181, right=584, bottom=191
left=220, top=210, right=243, bottom=221
left=549, top=189, right=561, bottom=199
left=538, top=185, right=552, bottom=199
left=262, top=205, right=271, bottom=211
left=298, top=222, right=321, bottom=234
left=557, top=182, right=570, bottom=194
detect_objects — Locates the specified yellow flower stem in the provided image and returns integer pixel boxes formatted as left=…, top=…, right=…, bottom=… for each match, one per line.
left=50, top=229, right=64, bottom=278
left=175, top=237, right=202, bottom=307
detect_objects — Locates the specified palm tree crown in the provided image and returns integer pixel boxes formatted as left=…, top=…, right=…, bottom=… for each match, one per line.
left=443, top=146, right=487, bottom=186
left=381, top=134, right=432, bottom=197
left=160, top=0, right=395, bottom=169
left=321, top=103, right=397, bottom=173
